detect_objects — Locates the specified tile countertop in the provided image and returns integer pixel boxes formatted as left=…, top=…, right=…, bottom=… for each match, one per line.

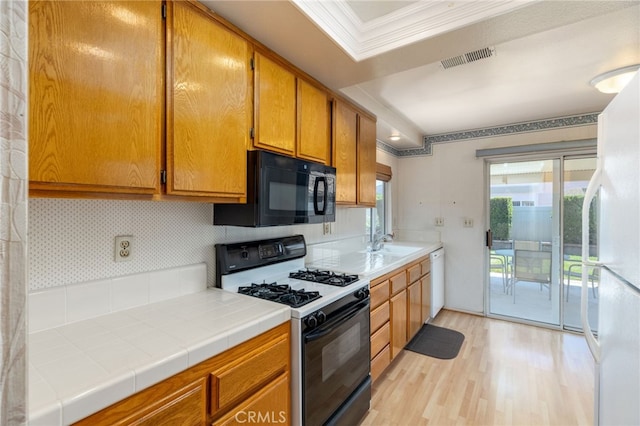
left=305, top=240, right=443, bottom=280
left=29, top=289, right=290, bottom=425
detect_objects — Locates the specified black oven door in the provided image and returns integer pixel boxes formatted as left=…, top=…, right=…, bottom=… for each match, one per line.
left=302, top=299, right=371, bottom=426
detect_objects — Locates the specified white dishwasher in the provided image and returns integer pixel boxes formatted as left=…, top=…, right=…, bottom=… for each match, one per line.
left=430, top=248, right=445, bottom=318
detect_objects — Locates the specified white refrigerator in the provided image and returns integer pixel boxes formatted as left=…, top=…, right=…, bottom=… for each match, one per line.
left=582, top=71, right=640, bottom=425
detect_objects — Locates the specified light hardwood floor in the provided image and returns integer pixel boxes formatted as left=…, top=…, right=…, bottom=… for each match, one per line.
left=362, top=310, right=595, bottom=425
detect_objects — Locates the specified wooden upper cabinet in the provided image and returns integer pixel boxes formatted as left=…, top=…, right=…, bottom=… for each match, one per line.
left=254, top=52, right=296, bottom=156
left=167, top=1, right=250, bottom=199
left=357, top=114, right=377, bottom=206
left=332, top=100, right=358, bottom=205
left=297, top=79, right=331, bottom=164
left=29, top=1, right=164, bottom=195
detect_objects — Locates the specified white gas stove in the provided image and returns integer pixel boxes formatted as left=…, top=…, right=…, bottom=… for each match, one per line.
left=216, top=235, right=372, bottom=426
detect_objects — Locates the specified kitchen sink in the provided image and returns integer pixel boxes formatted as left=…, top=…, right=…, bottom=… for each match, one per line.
left=360, top=244, right=422, bottom=257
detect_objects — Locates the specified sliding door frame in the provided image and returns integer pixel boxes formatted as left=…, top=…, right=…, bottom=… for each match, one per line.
left=483, top=148, right=596, bottom=331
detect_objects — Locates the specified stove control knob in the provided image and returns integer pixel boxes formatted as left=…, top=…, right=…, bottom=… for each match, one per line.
left=305, top=315, right=318, bottom=329
left=355, top=288, right=370, bottom=300
left=241, top=250, right=249, bottom=260
left=316, top=311, right=326, bottom=325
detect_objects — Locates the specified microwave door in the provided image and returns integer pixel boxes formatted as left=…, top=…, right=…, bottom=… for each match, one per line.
left=262, top=166, right=299, bottom=225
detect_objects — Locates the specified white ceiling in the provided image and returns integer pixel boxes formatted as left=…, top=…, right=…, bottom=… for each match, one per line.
left=201, top=0, right=640, bottom=149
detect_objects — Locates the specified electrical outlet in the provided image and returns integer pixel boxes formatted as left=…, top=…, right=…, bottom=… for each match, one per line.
left=435, top=217, right=444, bottom=227
left=463, top=218, right=474, bottom=228
left=115, top=235, right=134, bottom=262
left=323, top=222, right=331, bottom=235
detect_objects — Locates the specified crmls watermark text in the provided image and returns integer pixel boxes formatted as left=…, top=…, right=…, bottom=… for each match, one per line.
left=234, top=410, right=287, bottom=424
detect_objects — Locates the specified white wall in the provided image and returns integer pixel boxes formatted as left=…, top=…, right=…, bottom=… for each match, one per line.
left=28, top=200, right=366, bottom=291
left=396, top=125, right=597, bottom=313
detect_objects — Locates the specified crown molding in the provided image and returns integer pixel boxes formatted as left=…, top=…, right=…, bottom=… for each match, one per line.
left=292, top=0, right=534, bottom=61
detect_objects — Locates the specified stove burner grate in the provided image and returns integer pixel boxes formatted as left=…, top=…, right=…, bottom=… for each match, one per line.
left=238, top=282, right=321, bottom=308
left=289, top=269, right=359, bottom=287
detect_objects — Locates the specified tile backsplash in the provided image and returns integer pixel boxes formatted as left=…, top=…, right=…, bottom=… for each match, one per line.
left=29, top=263, right=207, bottom=332
left=28, top=198, right=366, bottom=291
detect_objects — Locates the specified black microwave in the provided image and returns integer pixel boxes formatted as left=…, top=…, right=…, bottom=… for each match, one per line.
left=214, top=150, right=336, bottom=227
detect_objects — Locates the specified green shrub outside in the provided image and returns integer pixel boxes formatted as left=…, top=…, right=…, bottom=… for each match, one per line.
left=563, top=195, right=598, bottom=245
left=490, top=197, right=512, bottom=241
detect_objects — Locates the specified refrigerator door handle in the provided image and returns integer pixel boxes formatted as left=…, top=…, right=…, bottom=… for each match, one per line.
left=581, top=166, right=602, bottom=363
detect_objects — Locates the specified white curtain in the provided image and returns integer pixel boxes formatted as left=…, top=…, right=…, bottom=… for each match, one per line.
left=0, top=0, right=28, bottom=424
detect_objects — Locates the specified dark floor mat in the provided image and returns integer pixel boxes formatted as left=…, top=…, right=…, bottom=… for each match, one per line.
left=405, top=324, right=465, bottom=359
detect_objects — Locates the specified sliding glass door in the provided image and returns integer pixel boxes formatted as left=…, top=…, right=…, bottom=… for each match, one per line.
left=486, top=155, right=598, bottom=332
left=487, top=159, right=561, bottom=326
left=562, top=157, right=598, bottom=332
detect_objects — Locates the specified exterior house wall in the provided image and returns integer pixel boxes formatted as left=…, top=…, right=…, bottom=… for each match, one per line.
left=396, top=125, right=597, bottom=313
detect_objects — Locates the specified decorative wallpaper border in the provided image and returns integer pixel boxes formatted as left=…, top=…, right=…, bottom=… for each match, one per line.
left=377, top=112, right=600, bottom=157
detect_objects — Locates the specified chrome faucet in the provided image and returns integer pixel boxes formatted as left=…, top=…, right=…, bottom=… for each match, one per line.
left=371, top=233, right=394, bottom=251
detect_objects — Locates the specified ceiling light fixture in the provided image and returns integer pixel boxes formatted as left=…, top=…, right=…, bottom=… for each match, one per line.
left=389, top=135, right=400, bottom=141
left=590, top=64, right=640, bottom=94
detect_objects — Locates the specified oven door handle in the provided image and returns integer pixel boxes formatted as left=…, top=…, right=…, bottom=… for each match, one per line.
left=304, top=301, right=369, bottom=343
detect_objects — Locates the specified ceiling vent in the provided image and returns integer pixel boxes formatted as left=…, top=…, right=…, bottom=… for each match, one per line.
left=440, top=46, right=495, bottom=69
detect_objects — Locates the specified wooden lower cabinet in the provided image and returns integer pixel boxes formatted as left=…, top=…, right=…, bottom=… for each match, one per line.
left=421, top=273, right=431, bottom=325
left=370, top=301, right=389, bottom=334
left=371, top=322, right=390, bottom=358
left=407, top=280, right=422, bottom=341
left=390, top=290, right=407, bottom=360
left=213, top=374, right=289, bottom=426
left=74, top=322, right=290, bottom=426
left=368, top=252, right=436, bottom=382
left=370, top=345, right=391, bottom=383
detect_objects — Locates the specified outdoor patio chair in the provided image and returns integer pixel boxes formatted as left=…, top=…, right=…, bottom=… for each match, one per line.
left=512, top=249, right=552, bottom=303
left=490, top=255, right=508, bottom=292
left=565, top=263, right=599, bottom=301
left=514, top=240, right=541, bottom=251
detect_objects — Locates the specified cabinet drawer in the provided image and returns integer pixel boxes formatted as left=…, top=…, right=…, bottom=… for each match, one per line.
left=421, top=258, right=431, bottom=276
left=212, top=373, right=289, bottom=426
left=370, top=279, right=389, bottom=309
left=210, top=337, right=288, bottom=415
left=407, top=264, right=421, bottom=284
left=371, top=322, right=390, bottom=359
left=390, top=271, right=407, bottom=295
left=370, top=301, right=390, bottom=333
left=371, top=345, right=390, bottom=383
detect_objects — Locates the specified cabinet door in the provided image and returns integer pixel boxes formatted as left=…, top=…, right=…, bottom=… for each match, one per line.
left=357, top=114, right=377, bottom=206
left=390, top=290, right=407, bottom=360
left=254, top=52, right=296, bottom=155
left=167, top=1, right=250, bottom=199
left=297, top=80, right=331, bottom=164
left=421, top=273, right=431, bottom=324
left=407, top=280, right=422, bottom=341
left=332, top=100, right=358, bottom=205
left=29, top=1, right=163, bottom=195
